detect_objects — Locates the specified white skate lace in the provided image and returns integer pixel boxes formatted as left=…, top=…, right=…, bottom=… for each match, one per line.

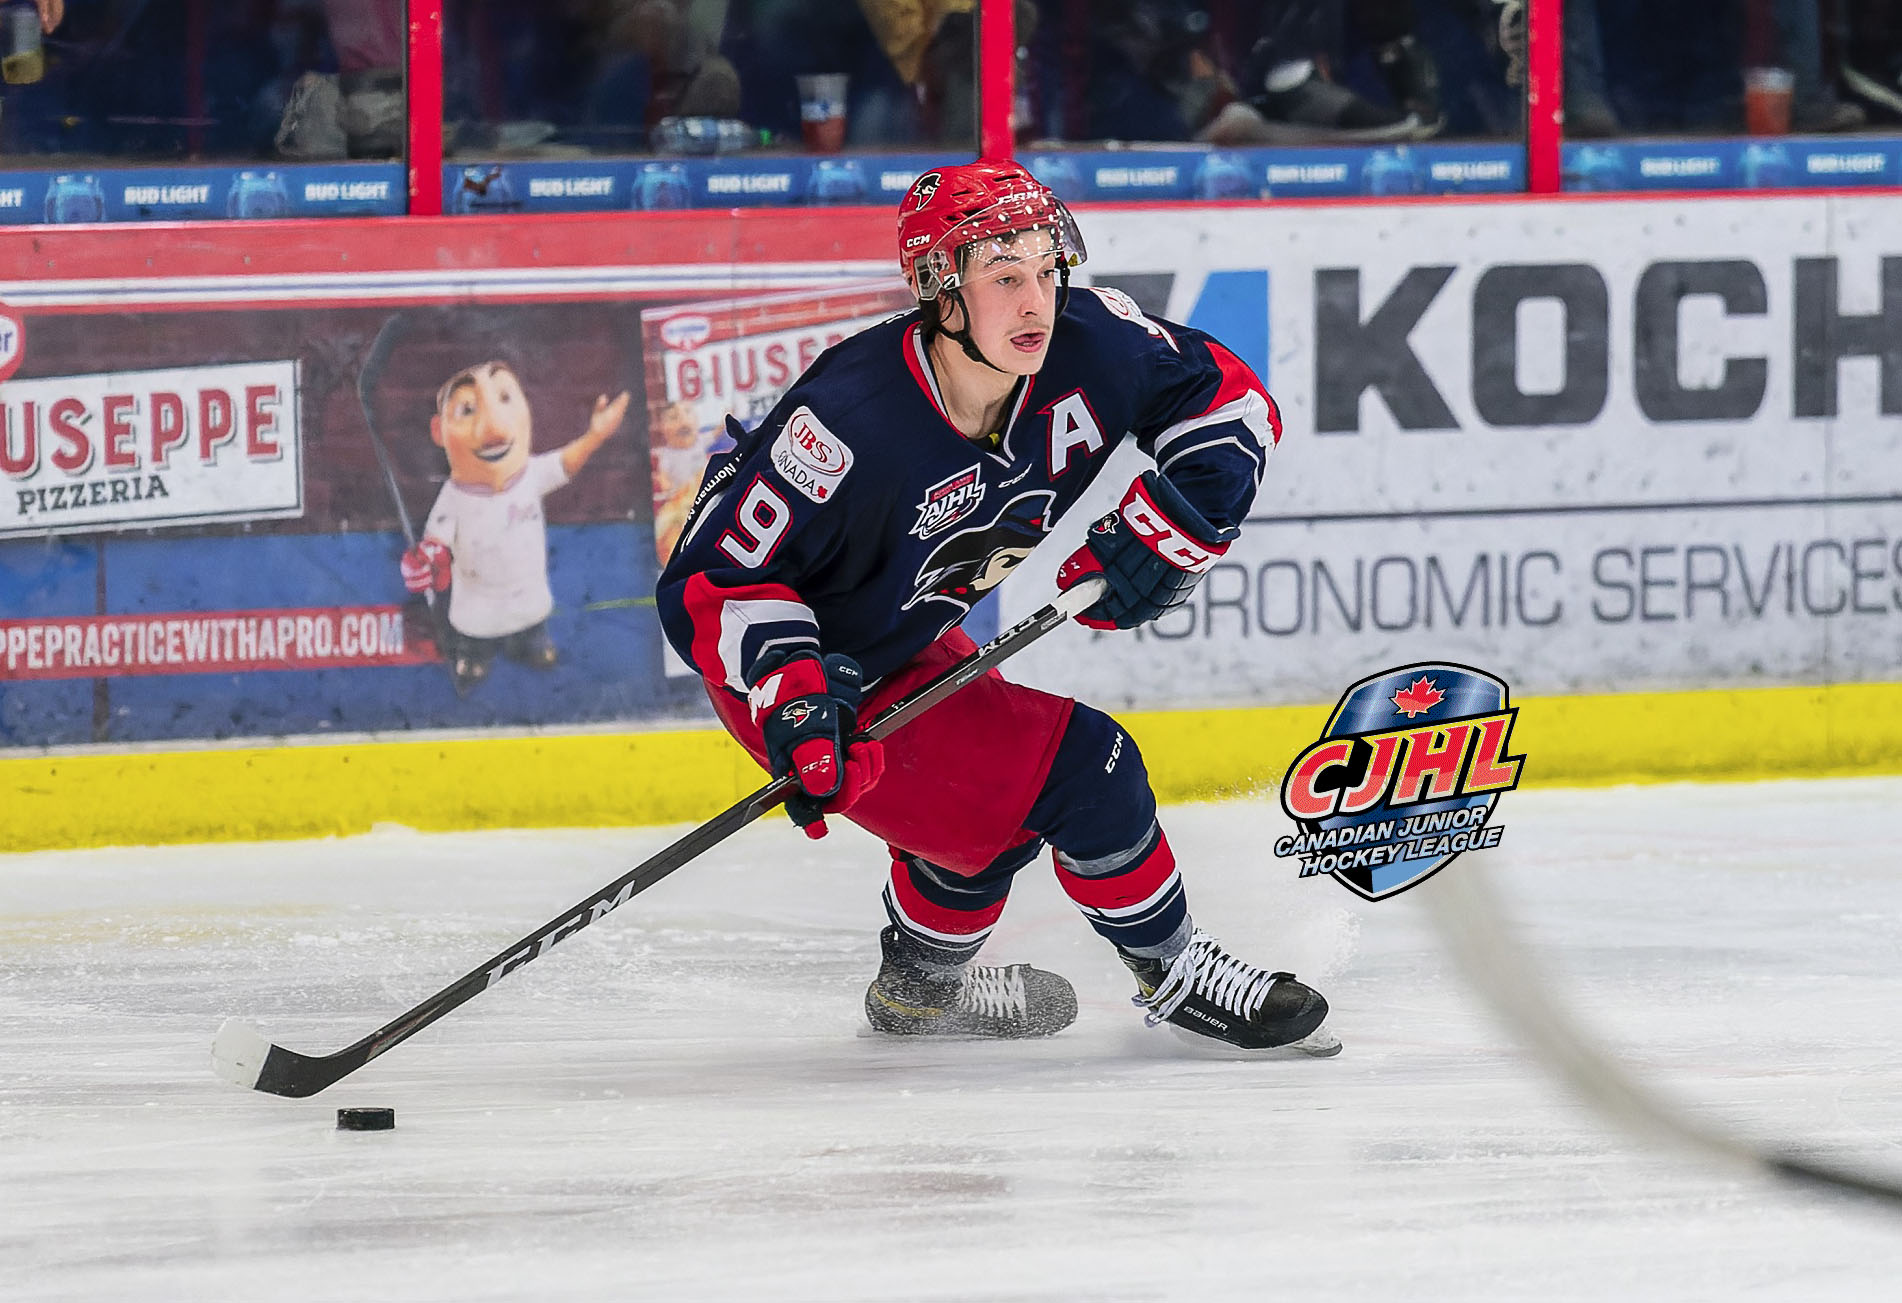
left=956, top=966, right=1027, bottom=1021
left=1135, top=931, right=1282, bottom=1027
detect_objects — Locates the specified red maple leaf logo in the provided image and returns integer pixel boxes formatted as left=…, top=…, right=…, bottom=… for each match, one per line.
left=1392, top=675, right=1444, bottom=718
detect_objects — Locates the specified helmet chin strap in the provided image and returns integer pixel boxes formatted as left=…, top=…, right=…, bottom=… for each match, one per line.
left=926, top=287, right=1009, bottom=374
left=923, top=266, right=1072, bottom=376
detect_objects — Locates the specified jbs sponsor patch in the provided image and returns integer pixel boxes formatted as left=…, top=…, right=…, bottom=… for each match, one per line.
left=770, top=406, right=853, bottom=503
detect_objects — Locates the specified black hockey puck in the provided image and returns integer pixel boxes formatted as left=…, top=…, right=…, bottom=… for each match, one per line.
left=336, top=1107, right=396, bottom=1131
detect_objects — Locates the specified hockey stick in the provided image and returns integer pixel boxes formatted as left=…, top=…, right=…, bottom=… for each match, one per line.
left=1425, top=851, right=1902, bottom=1211
left=212, top=576, right=1107, bottom=1098
left=355, top=313, right=460, bottom=676
left=357, top=313, right=421, bottom=549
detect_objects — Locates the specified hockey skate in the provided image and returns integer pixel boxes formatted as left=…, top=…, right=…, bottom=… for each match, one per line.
left=864, top=926, right=1078, bottom=1039
left=1123, top=931, right=1341, bottom=1056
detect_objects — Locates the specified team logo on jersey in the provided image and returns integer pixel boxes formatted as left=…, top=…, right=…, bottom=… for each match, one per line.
left=770, top=407, right=854, bottom=503
left=1274, top=662, right=1525, bottom=901
left=909, top=465, right=987, bottom=539
left=902, top=490, right=1055, bottom=613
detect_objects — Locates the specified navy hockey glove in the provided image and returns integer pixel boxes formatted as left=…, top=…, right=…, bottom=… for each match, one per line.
left=747, top=650, right=886, bottom=839
left=1056, top=470, right=1238, bottom=630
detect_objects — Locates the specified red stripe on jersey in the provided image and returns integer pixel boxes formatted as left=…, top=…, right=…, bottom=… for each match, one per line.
left=1201, top=340, right=1283, bottom=447
left=1053, top=833, right=1179, bottom=910
left=680, top=573, right=808, bottom=686
left=888, top=855, right=1009, bottom=937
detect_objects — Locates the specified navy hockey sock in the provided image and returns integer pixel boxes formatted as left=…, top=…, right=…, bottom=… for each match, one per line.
left=881, top=842, right=1040, bottom=967
left=1055, top=822, right=1192, bottom=958
left=1025, top=704, right=1191, bottom=957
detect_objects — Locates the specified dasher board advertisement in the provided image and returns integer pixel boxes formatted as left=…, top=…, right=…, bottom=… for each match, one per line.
left=996, top=194, right=1902, bottom=708
left=0, top=257, right=900, bottom=747
left=1, top=360, right=301, bottom=538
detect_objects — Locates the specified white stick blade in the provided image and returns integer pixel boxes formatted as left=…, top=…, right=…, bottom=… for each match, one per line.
left=211, top=1018, right=273, bottom=1089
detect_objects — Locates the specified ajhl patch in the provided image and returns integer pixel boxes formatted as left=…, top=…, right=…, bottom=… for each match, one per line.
left=1275, top=662, right=1525, bottom=901
left=910, top=464, right=986, bottom=539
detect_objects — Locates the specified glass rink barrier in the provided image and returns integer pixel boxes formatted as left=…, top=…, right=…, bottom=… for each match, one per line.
left=3, top=0, right=1902, bottom=216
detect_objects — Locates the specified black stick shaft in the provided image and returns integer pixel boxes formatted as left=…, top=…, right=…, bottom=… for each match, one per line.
left=354, top=312, right=460, bottom=675
left=357, top=314, right=420, bottom=547
left=241, top=580, right=1102, bottom=1097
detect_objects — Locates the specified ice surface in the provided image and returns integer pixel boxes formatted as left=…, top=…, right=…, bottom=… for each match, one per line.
left=5, top=779, right=1902, bottom=1301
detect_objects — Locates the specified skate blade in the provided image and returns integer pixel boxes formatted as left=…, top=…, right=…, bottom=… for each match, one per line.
left=1163, top=1021, right=1343, bottom=1059
left=1290, top=1024, right=1343, bottom=1057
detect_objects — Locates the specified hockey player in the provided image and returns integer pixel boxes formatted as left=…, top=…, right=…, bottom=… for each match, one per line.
left=655, top=160, right=1338, bottom=1056
left=401, top=360, right=630, bottom=694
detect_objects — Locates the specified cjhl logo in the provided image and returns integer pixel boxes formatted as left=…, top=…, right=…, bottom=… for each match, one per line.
left=910, top=464, right=986, bottom=539
left=1275, top=662, right=1525, bottom=901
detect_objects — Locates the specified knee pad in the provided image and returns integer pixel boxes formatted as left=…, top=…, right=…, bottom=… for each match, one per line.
left=1023, top=703, right=1157, bottom=862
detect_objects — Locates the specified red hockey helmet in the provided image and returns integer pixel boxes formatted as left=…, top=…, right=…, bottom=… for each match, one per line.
left=896, top=159, right=1086, bottom=302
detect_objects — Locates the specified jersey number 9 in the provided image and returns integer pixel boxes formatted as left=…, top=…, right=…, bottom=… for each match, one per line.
left=718, top=478, right=792, bottom=568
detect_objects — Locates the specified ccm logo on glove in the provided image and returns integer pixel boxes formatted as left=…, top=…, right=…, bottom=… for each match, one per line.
left=1057, top=471, right=1237, bottom=630
left=1121, top=488, right=1223, bottom=573
left=747, top=650, right=885, bottom=838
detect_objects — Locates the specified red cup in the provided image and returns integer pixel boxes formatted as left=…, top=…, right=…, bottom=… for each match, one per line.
left=1744, top=67, right=1794, bottom=135
left=797, top=74, right=848, bottom=152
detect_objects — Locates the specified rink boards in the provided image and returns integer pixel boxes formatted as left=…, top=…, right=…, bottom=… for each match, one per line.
left=4, top=678, right=1901, bottom=850
left=2, top=193, right=1901, bottom=848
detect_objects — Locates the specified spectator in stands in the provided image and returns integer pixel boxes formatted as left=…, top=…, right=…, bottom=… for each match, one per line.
left=1206, top=0, right=1432, bottom=142
left=1557, top=0, right=1620, bottom=136
left=723, top=0, right=943, bottom=146
left=584, top=0, right=742, bottom=150
left=1772, top=0, right=1865, bottom=130
left=1355, top=0, right=1444, bottom=134
left=277, top=0, right=405, bottom=159
left=1035, top=0, right=1430, bottom=145
left=1594, top=0, right=1864, bottom=135
left=1054, top=0, right=1238, bottom=142
left=855, top=0, right=991, bottom=145
left=1840, top=0, right=1902, bottom=119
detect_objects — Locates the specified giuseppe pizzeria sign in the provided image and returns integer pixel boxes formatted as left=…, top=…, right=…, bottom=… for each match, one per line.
left=0, top=356, right=302, bottom=538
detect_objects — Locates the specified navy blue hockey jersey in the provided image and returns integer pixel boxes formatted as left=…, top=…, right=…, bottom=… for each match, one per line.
left=655, top=286, right=1281, bottom=695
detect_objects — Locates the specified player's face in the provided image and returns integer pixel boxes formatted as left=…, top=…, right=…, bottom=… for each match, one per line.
left=955, top=229, right=1061, bottom=375
left=431, top=362, right=533, bottom=489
